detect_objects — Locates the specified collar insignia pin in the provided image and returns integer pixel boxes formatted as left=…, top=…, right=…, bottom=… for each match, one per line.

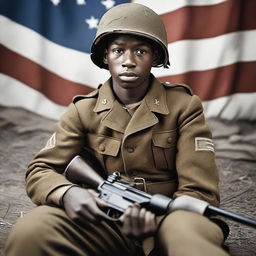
left=102, top=99, right=107, bottom=105
left=154, top=99, right=160, bottom=106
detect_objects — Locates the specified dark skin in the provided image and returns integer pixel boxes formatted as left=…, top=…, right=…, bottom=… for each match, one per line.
left=104, top=34, right=158, bottom=105
left=63, top=34, right=158, bottom=240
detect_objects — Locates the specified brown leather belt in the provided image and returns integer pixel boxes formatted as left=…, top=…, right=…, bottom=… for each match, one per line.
left=132, top=177, right=178, bottom=197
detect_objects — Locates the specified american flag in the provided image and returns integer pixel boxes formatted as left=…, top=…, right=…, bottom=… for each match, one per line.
left=0, top=0, right=255, bottom=120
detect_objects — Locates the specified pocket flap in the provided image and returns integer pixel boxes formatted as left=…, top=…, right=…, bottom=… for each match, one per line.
left=87, top=134, right=121, bottom=156
left=152, top=130, right=177, bottom=148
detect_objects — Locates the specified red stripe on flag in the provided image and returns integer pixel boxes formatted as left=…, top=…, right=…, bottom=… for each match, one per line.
left=0, top=44, right=94, bottom=106
left=1, top=45, right=255, bottom=105
left=158, top=61, right=256, bottom=101
left=161, top=0, right=256, bottom=43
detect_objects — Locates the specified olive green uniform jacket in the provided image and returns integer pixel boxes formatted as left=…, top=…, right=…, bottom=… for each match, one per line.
left=26, top=75, right=220, bottom=207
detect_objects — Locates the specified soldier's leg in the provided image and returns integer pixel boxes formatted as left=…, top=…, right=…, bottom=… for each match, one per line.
left=5, top=205, right=142, bottom=256
left=156, top=210, right=229, bottom=256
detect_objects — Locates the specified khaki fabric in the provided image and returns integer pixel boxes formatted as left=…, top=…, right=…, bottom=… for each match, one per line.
left=26, top=76, right=220, bottom=207
left=5, top=206, right=227, bottom=256
left=5, top=205, right=143, bottom=256
left=12, top=75, right=228, bottom=256
left=157, top=210, right=228, bottom=256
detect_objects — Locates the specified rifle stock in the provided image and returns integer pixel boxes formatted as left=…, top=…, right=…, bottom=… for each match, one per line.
left=65, top=155, right=104, bottom=189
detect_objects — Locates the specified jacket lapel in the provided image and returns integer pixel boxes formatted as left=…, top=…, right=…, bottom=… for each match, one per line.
left=94, top=79, right=131, bottom=133
left=124, top=102, right=158, bottom=136
left=94, top=76, right=169, bottom=135
left=101, top=101, right=132, bottom=133
left=124, top=77, right=169, bottom=137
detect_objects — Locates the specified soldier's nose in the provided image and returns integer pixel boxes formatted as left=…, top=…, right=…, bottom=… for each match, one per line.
left=122, top=52, right=136, bottom=68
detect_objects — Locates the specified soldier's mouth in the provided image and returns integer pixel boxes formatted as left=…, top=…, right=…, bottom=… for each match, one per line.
left=119, top=72, right=138, bottom=77
left=119, top=72, right=139, bottom=82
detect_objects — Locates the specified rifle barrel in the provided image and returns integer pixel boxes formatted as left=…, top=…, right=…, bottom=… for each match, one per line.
left=205, top=205, right=256, bottom=228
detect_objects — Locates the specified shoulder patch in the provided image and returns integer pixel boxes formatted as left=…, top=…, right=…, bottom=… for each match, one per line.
left=72, top=89, right=99, bottom=103
left=40, top=132, right=56, bottom=152
left=163, top=82, right=193, bottom=95
left=195, top=137, right=215, bottom=153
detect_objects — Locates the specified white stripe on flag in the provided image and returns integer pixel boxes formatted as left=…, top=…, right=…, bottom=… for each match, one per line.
left=133, top=0, right=227, bottom=14
left=203, top=93, right=256, bottom=121
left=152, top=30, right=256, bottom=77
left=0, top=74, right=66, bottom=120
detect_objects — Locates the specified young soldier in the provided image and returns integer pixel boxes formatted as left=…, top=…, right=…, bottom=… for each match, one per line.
left=5, top=3, right=229, bottom=256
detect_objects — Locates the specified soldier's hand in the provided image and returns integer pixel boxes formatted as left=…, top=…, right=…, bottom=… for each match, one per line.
left=119, top=204, right=157, bottom=240
left=62, top=186, right=114, bottom=225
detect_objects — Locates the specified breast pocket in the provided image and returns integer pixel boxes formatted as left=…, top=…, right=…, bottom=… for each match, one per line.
left=86, top=134, right=121, bottom=170
left=152, top=130, right=177, bottom=170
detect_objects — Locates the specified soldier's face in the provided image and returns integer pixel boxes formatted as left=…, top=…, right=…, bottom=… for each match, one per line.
left=104, top=35, right=155, bottom=90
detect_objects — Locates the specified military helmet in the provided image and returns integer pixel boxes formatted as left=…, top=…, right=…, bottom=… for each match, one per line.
left=90, top=3, right=170, bottom=69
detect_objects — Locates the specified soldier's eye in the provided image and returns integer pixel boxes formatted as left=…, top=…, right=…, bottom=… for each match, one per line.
left=112, top=48, right=124, bottom=54
left=135, top=49, right=147, bottom=55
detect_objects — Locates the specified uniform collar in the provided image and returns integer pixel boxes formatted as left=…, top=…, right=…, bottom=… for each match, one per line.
left=144, top=75, right=169, bottom=115
left=93, top=75, right=170, bottom=134
left=94, top=75, right=169, bottom=115
left=94, top=78, right=131, bottom=133
left=93, top=78, right=115, bottom=113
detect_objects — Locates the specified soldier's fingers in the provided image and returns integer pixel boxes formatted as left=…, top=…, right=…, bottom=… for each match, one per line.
left=94, top=196, right=109, bottom=208
left=87, top=189, right=98, bottom=196
left=87, top=189, right=110, bottom=210
left=96, top=209, right=119, bottom=222
left=130, top=203, right=141, bottom=219
left=138, top=207, right=147, bottom=229
left=139, top=207, right=146, bottom=220
left=129, top=204, right=142, bottom=237
left=87, top=202, right=117, bottom=222
left=73, top=209, right=97, bottom=225
left=120, top=207, right=132, bottom=235
left=87, top=189, right=107, bottom=207
left=119, top=207, right=130, bottom=223
left=144, top=211, right=157, bottom=234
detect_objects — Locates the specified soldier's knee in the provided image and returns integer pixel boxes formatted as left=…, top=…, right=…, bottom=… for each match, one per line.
left=158, top=210, right=224, bottom=244
left=5, top=206, right=63, bottom=255
left=159, top=210, right=198, bottom=236
left=5, top=215, right=43, bottom=254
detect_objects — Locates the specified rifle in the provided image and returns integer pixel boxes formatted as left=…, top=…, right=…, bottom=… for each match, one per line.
left=65, top=155, right=256, bottom=228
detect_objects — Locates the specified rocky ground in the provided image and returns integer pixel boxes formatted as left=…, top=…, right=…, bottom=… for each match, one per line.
left=0, top=105, right=255, bottom=255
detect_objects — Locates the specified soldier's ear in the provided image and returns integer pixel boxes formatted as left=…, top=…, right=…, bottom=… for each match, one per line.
left=152, top=50, right=161, bottom=66
left=103, top=50, right=108, bottom=64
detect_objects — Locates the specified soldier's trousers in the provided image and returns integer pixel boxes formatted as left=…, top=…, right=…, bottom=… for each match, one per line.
left=4, top=205, right=229, bottom=256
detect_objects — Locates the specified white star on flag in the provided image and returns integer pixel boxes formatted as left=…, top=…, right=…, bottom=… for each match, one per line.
left=50, top=0, right=61, bottom=5
left=101, top=0, right=115, bottom=10
left=85, top=16, right=99, bottom=29
left=50, top=0, right=86, bottom=5
left=77, top=0, right=86, bottom=5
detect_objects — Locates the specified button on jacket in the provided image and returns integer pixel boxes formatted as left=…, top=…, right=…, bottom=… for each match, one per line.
left=26, top=75, right=220, bottom=207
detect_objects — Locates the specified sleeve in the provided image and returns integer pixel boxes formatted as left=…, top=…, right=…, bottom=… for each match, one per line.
left=26, top=103, right=85, bottom=205
left=173, top=95, right=220, bottom=207
left=46, top=185, right=74, bottom=206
